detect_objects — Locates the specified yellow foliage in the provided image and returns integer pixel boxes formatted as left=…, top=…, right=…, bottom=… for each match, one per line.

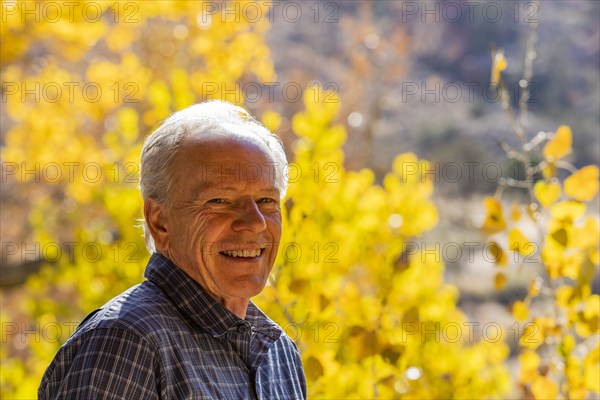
left=512, top=301, right=529, bottom=321
left=481, top=197, right=507, bottom=234
left=518, top=350, right=540, bottom=383
left=1, top=2, right=279, bottom=398
left=482, top=49, right=599, bottom=400
left=550, top=201, right=586, bottom=223
left=256, top=88, right=511, bottom=398
left=494, top=272, right=507, bottom=290
left=508, top=228, right=536, bottom=257
left=488, top=241, right=508, bottom=266
left=531, top=376, right=559, bottom=399
left=491, top=51, right=507, bottom=85
left=564, top=165, right=600, bottom=201
left=510, top=202, right=522, bottom=221
left=584, top=343, right=600, bottom=392
left=261, top=110, right=282, bottom=132
left=543, top=125, right=572, bottom=162
left=533, top=180, right=561, bottom=207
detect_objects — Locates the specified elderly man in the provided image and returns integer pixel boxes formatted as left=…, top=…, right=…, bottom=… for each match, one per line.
left=39, top=101, right=306, bottom=399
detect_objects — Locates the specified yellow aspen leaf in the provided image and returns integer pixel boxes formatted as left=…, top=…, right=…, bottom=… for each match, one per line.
left=261, top=111, right=282, bottom=132
left=106, top=24, right=139, bottom=53
left=560, top=335, right=576, bottom=357
left=519, top=350, right=540, bottom=383
left=542, top=161, right=557, bottom=179
left=533, top=180, right=561, bottom=208
left=170, top=69, right=194, bottom=110
left=569, top=387, right=588, bottom=400
left=550, top=227, right=568, bottom=247
left=490, top=51, right=507, bottom=85
left=564, top=165, right=599, bottom=201
left=303, top=356, right=324, bottom=381
left=510, top=202, right=522, bottom=221
left=543, top=125, right=572, bottom=162
left=531, top=376, right=559, bottom=399
left=550, top=201, right=586, bottom=223
left=528, top=277, right=542, bottom=297
left=481, top=197, right=506, bottom=234
left=488, top=241, right=508, bottom=266
left=556, top=286, right=574, bottom=309
left=117, top=107, right=139, bottom=144
left=562, top=253, right=583, bottom=280
left=572, top=217, right=600, bottom=250
left=519, top=317, right=553, bottom=350
left=575, top=315, right=598, bottom=338
left=494, top=272, right=507, bottom=290
left=512, top=300, right=529, bottom=321
left=584, top=344, right=600, bottom=392
left=565, top=358, right=584, bottom=392
left=584, top=295, right=600, bottom=320
left=508, top=228, right=535, bottom=257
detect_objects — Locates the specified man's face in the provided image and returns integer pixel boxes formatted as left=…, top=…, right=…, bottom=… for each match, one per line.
left=160, top=134, right=282, bottom=303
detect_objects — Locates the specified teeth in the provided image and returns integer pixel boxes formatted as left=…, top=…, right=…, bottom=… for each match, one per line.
left=222, top=249, right=262, bottom=258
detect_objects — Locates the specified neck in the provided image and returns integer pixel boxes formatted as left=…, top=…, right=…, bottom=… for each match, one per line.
left=221, top=298, right=249, bottom=319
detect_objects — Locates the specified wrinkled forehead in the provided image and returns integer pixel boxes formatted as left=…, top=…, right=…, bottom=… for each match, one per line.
left=171, top=132, right=279, bottom=195
left=182, top=130, right=274, bottom=162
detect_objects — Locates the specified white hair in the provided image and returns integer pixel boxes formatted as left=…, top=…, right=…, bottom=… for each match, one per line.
left=139, top=100, right=288, bottom=253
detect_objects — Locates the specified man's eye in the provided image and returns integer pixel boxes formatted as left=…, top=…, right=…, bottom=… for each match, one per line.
left=257, top=198, right=277, bottom=204
left=207, top=198, right=225, bottom=204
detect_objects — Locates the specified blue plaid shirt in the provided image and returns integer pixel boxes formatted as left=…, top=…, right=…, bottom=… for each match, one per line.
left=39, top=253, right=306, bottom=399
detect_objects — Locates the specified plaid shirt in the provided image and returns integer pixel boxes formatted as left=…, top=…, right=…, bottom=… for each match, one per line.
left=39, top=253, right=306, bottom=399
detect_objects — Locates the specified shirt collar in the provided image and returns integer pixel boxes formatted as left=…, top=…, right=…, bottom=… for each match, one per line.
left=144, top=253, right=281, bottom=341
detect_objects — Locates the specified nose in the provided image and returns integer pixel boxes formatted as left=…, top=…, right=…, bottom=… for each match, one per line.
left=231, top=199, right=267, bottom=233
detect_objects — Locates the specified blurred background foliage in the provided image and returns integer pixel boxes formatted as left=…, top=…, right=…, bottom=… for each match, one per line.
left=1, top=1, right=598, bottom=399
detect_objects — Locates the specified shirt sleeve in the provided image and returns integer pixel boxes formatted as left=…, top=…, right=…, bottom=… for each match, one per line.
left=39, top=327, right=160, bottom=400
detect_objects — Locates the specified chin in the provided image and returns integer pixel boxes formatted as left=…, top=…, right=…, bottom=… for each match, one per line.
left=236, top=279, right=268, bottom=298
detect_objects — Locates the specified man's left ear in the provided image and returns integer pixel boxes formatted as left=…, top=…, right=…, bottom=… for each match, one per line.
left=144, top=198, right=169, bottom=252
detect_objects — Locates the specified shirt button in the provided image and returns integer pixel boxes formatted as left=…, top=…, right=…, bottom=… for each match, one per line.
left=238, top=324, right=248, bottom=334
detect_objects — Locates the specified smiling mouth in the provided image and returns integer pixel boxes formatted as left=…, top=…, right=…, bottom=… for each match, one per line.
left=219, top=248, right=265, bottom=258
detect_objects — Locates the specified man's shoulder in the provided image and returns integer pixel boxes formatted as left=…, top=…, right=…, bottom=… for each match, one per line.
left=70, top=280, right=180, bottom=344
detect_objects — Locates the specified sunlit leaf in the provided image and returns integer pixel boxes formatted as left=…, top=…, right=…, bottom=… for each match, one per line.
left=543, top=125, right=572, bottom=162
left=488, top=241, right=508, bottom=266
left=533, top=180, right=561, bottom=208
left=564, top=165, right=599, bottom=201
left=261, top=110, right=282, bottom=132
left=510, top=202, right=522, bottom=221
left=518, top=350, right=540, bottom=383
left=494, top=272, right=507, bottom=290
left=531, top=376, right=559, bottom=399
left=481, top=197, right=506, bottom=234
left=584, top=343, right=600, bottom=392
left=550, top=201, right=586, bottom=223
left=528, top=277, right=542, bottom=297
left=508, top=228, right=536, bottom=257
left=491, top=51, right=507, bottom=85
left=512, top=300, right=529, bottom=321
